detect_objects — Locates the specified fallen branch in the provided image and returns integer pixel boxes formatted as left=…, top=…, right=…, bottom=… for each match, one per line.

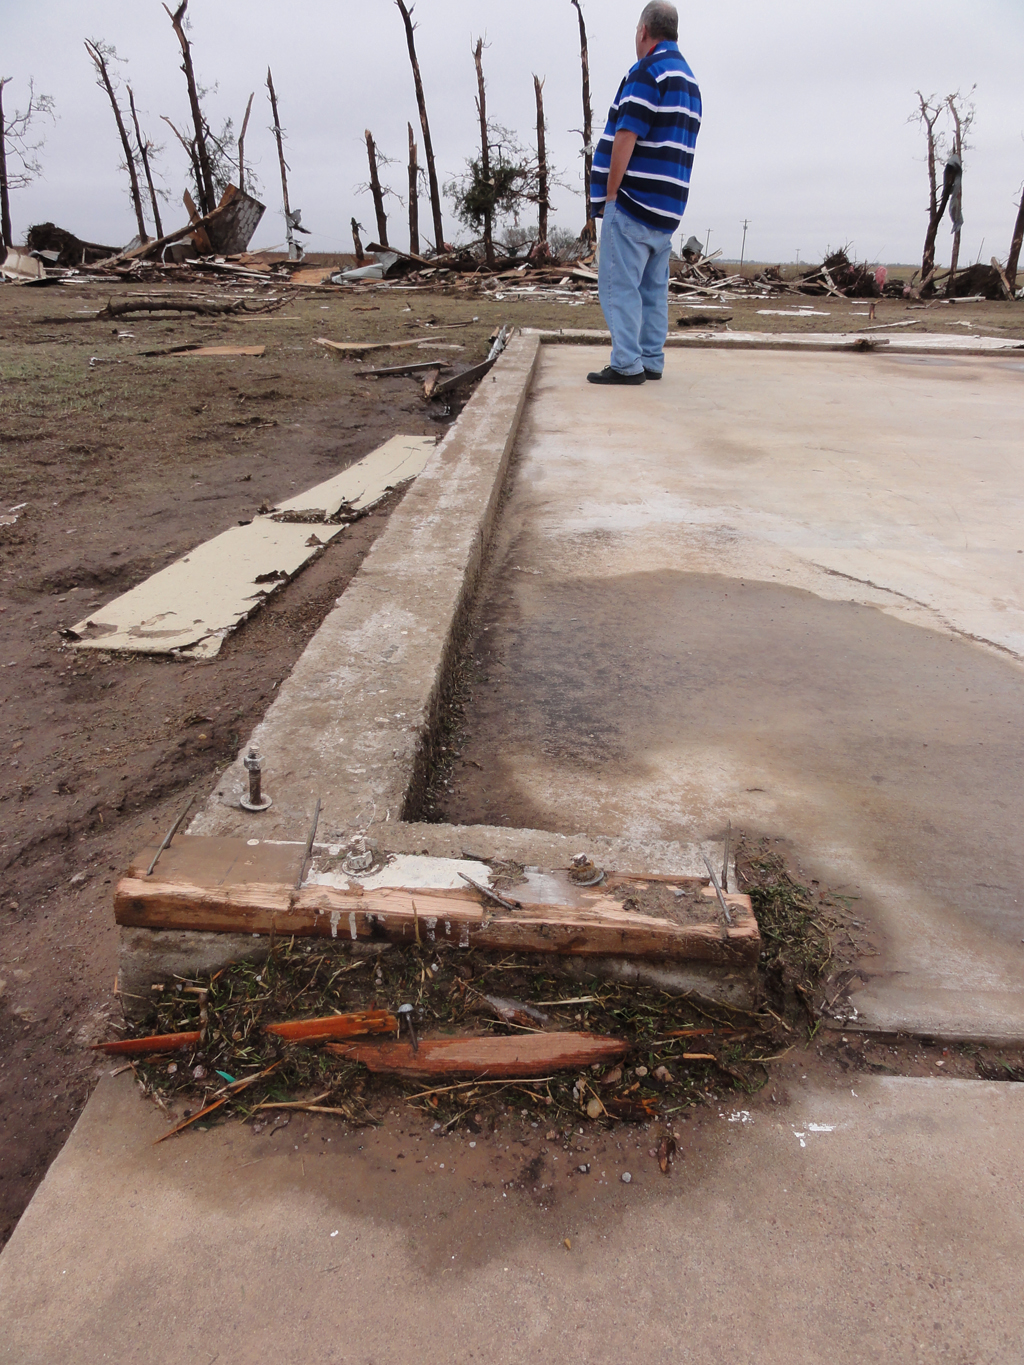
left=326, top=1032, right=629, bottom=1080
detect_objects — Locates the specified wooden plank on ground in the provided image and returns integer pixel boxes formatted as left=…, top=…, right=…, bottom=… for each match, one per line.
left=325, top=1032, right=629, bottom=1079
left=114, top=840, right=759, bottom=966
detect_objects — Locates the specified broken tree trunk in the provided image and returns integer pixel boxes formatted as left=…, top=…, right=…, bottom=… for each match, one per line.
left=407, top=122, right=420, bottom=256
left=326, top=1032, right=630, bottom=1081
left=364, top=130, right=389, bottom=248
left=351, top=217, right=365, bottom=263
left=163, top=2, right=216, bottom=215
left=473, top=40, right=494, bottom=269
left=569, top=0, right=595, bottom=243
left=237, top=91, right=254, bottom=196
left=266, top=67, right=299, bottom=260
left=84, top=41, right=148, bottom=242
left=916, top=92, right=944, bottom=292
left=395, top=0, right=444, bottom=252
left=0, top=79, right=12, bottom=249
left=1007, top=181, right=1024, bottom=293
left=127, top=85, right=163, bottom=239
left=534, top=75, right=549, bottom=246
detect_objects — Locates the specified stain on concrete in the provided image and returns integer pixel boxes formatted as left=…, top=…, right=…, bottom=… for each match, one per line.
left=442, top=569, right=1024, bottom=965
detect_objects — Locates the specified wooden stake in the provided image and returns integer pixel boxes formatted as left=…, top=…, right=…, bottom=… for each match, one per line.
left=395, top=0, right=444, bottom=252
left=365, top=130, right=389, bottom=248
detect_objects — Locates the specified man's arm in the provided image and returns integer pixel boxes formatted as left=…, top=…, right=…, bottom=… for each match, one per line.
left=606, top=128, right=638, bottom=202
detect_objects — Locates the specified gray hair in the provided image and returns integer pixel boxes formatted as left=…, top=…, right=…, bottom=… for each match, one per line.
left=639, top=2, right=678, bottom=40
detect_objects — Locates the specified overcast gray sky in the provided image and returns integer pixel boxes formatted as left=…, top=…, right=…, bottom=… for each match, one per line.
left=4, top=0, right=1023, bottom=265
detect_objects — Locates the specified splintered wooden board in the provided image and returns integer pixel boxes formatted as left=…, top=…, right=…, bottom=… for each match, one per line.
left=325, top=1033, right=629, bottom=1080
left=116, top=838, right=759, bottom=966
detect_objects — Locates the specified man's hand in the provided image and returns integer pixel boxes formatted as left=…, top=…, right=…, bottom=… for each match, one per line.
left=606, top=128, right=638, bottom=203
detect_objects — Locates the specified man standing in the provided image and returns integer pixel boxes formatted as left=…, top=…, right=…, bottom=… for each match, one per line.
left=588, top=2, right=702, bottom=385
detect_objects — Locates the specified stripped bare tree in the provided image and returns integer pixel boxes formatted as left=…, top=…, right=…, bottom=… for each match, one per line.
left=85, top=41, right=148, bottom=241
left=569, top=0, right=594, bottom=242
left=408, top=123, right=420, bottom=255
left=944, top=89, right=974, bottom=287
left=364, top=131, right=389, bottom=246
left=1008, top=175, right=1024, bottom=294
left=473, top=40, right=495, bottom=267
left=351, top=217, right=365, bottom=263
left=395, top=0, right=444, bottom=251
left=0, top=76, right=55, bottom=249
left=267, top=67, right=301, bottom=259
left=237, top=92, right=255, bottom=196
left=127, top=86, right=163, bottom=238
left=533, top=75, right=549, bottom=247
left=163, top=2, right=216, bottom=214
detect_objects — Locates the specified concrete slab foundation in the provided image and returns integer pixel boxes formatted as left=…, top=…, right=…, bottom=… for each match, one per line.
left=2, top=1071, right=1022, bottom=1364
left=442, top=343, right=1024, bottom=1044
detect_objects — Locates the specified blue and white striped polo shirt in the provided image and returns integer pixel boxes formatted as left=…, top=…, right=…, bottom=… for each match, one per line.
left=591, top=41, right=702, bottom=233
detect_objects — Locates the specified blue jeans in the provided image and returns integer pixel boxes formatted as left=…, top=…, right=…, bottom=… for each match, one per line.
left=597, top=202, right=673, bottom=375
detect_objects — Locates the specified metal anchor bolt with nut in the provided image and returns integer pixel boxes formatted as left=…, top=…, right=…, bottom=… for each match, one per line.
left=240, top=748, right=273, bottom=811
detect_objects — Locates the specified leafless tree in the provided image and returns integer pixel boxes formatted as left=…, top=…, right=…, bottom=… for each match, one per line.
left=408, top=123, right=420, bottom=255
left=84, top=41, right=148, bottom=240
left=395, top=1, right=444, bottom=252
left=472, top=40, right=496, bottom=267
left=0, top=76, right=55, bottom=249
left=163, top=2, right=216, bottom=214
left=911, top=89, right=973, bottom=293
left=364, top=131, right=390, bottom=247
left=237, top=92, right=255, bottom=197
left=533, top=76, right=549, bottom=247
left=569, top=0, right=594, bottom=243
left=945, top=89, right=974, bottom=286
left=267, top=67, right=302, bottom=259
left=1007, top=155, right=1024, bottom=293
left=127, top=85, right=164, bottom=238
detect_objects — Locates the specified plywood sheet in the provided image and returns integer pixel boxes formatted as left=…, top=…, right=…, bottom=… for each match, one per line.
left=70, top=434, right=434, bottom=658
left=272, top=435, right=436, bottom=519
left=70, top=520, right=343, bottom=658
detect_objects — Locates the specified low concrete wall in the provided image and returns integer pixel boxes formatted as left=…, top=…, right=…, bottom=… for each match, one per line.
left=190, top=333, right=541, bottom=845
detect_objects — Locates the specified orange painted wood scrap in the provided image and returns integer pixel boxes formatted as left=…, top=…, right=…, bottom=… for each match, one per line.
left=326, top=1031, right=629, bottom=1080
left=92, top=1030, right=202, bottom=1056
left=266, top=1010, right=397, bottom=1042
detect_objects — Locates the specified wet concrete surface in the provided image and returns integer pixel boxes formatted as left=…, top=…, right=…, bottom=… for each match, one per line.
left=441, top=346, right=1024, bottom=1040
left=2, top=1069, right=1022, bottom=1365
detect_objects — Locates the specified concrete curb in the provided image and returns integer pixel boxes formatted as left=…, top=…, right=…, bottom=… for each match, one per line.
left=522, top=326, right=1024, bottom=356
left=189, top=332, right=541, bottom=845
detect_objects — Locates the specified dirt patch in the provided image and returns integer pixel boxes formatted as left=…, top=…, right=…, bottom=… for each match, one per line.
left=0, top=279, right=530, bottom=1246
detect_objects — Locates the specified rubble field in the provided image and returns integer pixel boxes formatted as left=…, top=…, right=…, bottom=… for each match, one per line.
left=1, top=268, right=1022, bottom=1246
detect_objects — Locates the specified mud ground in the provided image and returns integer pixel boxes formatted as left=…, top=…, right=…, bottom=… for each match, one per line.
left=1, top=271, right=1021, bottom=1247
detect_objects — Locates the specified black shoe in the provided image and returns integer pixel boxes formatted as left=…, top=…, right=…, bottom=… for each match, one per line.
left=643, top=368, right=662, bottom=380
left=587, top=366, right=646, bottom=385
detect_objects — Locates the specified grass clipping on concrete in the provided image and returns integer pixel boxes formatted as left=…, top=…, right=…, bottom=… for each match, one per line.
left=117, top=839, right=857, bottom=1137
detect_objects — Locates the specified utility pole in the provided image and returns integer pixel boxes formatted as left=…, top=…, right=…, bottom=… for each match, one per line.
left=739, top=218, right=749, bottom=270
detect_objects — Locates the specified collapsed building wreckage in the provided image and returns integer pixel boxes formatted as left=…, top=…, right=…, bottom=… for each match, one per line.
left=5, top=186, right=1012, bottom=300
